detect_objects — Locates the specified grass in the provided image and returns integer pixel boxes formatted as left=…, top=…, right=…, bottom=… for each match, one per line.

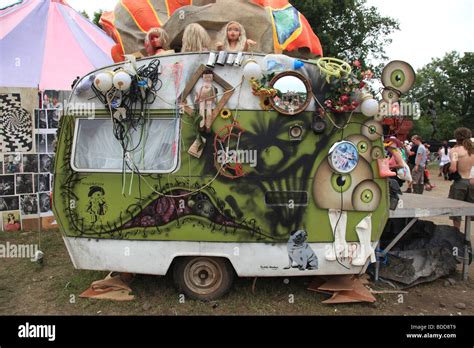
left=0, top=224, right=472, bottom=315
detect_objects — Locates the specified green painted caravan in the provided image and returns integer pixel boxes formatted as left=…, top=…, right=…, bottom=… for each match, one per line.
left=53, top=53, right=389, bottom=300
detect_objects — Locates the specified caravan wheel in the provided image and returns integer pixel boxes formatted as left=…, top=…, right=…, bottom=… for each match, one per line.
left=174, top=257, right=234, bottom=301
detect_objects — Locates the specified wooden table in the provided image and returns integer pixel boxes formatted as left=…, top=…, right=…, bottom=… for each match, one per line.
left=375, top=194, right=474, bottom=281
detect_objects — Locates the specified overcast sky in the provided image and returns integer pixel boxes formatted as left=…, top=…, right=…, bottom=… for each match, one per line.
left=1, top=0, right=473, bottom=70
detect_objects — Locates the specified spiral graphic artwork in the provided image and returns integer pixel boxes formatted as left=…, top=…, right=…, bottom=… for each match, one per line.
left=0, top=94, right=33, bottom=153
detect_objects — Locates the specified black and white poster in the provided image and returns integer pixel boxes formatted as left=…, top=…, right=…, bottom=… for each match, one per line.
left=47, top=133, right=57, bottom=153
left=34, top=173, right=50, bottom=193
left=15, top=173, right=34, bottom=195
left=34, top=109, right=47, bottom=129
left=40, top=154, right=54, bottom=172
left=0, top=175, right=15, bottom=196
left=39, top=192, right=51, bottom=213
left=22, top=154, right=38, bottom=173
left=3, top=154, right=22, bottom=174
left=47, top=109, right=59, bottom=129
left=20, top=194, right=38, bottom=215
left=0, top=196, right=20, bottom=212
left=0, top=94, right=34, bottom=153
left=35, top=133, right=47, bottom=153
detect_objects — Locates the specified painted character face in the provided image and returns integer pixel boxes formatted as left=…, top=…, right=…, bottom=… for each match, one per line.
left=313, top=157, right=381, bottom=212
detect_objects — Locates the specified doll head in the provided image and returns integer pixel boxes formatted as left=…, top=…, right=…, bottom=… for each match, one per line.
left=220, top=21, right=247, bottom=51
left=181, top=23, right=211, bottom=53
left=202, top=69, right=214, bottom=83
left=145, top=27, right=169, bottom=55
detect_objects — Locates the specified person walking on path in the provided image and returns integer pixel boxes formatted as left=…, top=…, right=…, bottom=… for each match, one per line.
left=411, top=135, right=428, bottom=194
left=448, top=128, right=474, bottom=230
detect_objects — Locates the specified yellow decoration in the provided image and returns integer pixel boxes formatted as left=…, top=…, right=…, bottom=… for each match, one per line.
left=220, top=108, right=232, bottom=119
left=317, top=57, right=352, bottom=83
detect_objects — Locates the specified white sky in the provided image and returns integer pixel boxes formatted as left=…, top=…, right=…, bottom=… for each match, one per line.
left=1, top=0, right=473, bottom=70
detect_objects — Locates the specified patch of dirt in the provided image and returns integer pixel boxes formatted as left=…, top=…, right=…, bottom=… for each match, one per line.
left=0, top=169, right=472, bottom=315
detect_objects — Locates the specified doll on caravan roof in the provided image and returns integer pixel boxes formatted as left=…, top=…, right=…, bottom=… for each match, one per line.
left=55, top=0, right=416, bottom=300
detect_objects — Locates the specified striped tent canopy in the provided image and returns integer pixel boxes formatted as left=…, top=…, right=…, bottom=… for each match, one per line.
left=0, top=0, right=115, bottom=90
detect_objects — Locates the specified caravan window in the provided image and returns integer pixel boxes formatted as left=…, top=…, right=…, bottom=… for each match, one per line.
left=72, top=118, right=180, bottom=173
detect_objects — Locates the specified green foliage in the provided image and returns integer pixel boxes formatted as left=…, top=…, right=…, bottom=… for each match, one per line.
left=79, top=10, right=89, bottom=19
left=290, top=0, right=399, bottom=70
left=409, top=51, right=473, bottom=141
left=93, top=10, right=104, bottom=28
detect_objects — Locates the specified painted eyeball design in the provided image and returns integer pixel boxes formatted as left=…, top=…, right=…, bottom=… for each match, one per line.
left=371, top=146, right=384, bottom=160
left=381, top=61, right=416, bottom=94
left=352, top=180, right=381, bottom=212
left=345, top=135, right=372, bottom=163
left=361, top=119, right=383, bottom=141
left=331, top=173, right=352, bottom=193
left=382, top=88, right=400, bottom=103
left=313, top=158, right=373, bottom=211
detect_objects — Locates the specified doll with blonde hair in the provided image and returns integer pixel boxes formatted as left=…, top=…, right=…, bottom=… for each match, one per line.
left=144, top=27, right=169, bottom=56
left=216, top=21, right=256, bottom=52
left=181, top=23, right=211, bottom=53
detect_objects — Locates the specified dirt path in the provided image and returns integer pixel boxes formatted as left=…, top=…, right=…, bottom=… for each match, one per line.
left=0, top=169, right=472, bottom=315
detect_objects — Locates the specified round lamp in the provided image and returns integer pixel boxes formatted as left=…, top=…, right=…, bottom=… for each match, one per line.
left=113, top=71, right=132, bottom=91
left=361, top=98, right=379, bottom=117
left=94, top=72, right=114, bottom=92
left=243, top=59, right=263, bottom=81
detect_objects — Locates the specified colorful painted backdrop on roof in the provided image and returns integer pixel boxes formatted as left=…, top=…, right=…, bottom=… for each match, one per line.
left=0, top=0, right=114, bottom=90
left=101, top=0, right=323, bottom=62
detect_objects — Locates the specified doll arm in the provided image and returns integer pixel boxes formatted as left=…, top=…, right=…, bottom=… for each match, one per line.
left=216, top=41, right=224, bottom=50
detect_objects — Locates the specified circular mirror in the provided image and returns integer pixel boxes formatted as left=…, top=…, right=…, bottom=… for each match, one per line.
left=269, top=71, right=312, bottom=116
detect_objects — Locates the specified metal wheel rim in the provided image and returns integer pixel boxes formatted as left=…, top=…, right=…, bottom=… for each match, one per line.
left=183, top=258, right=223, bottom=295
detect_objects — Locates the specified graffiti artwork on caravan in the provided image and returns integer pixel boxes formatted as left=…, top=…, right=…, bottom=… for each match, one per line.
left=54, top=54, right=415, bottom=300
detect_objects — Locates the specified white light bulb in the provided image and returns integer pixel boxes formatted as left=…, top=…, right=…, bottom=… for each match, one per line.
left=361, top=98, right=379, bottom=117
left=113, top=71, right=132, bottom=91
left=93, top=72, right=114, bottom=92
left=243, top=60, right=263, bottom=81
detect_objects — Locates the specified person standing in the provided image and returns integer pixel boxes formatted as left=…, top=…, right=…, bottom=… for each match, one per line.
left=411, top=135, right=427, bottom=194
left=438, top=140, right=451, bottom=180
left=448, top=128, right=474, bottom=230
left=405, top=140, right=418, bottom=193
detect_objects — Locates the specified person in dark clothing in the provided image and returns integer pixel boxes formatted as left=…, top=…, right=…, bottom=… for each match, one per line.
left=405, top=142, right=418, bottom=193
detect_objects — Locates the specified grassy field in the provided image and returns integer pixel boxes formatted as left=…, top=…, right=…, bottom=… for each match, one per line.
left=0, top=171, right=473, bottom=315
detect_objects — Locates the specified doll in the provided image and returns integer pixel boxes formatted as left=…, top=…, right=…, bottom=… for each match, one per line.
left=144, top=27, right=169, bottom=56
left=195, top=69, right=217, bottom=133
left=216, top=21, right=256, bottom=52
left=181, top=23, right=211, bottom=53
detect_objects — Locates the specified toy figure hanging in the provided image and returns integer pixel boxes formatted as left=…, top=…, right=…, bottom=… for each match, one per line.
left=216, top=21, right=256, bottom=52
left=195, top=69, right=217, bottom=133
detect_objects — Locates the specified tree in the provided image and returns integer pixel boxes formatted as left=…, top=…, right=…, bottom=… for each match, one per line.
left=79, top=10, right=89, bottom=19
left=93, top=10, right=104, bottom=29
left=409, top=51, right=473, bottom=141
left=290, top=0, right=399, bottom=69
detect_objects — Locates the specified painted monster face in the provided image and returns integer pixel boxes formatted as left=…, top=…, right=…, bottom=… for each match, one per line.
left=344, top=134, right=372, bottom=163
left=313, top=157, right=381, bottom=212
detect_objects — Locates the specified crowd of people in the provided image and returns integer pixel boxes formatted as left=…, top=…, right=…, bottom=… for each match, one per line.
left=384, top=128, right=473, bottom=230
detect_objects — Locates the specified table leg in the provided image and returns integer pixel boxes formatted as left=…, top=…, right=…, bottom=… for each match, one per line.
left=463, top=216, right=471, bottom=281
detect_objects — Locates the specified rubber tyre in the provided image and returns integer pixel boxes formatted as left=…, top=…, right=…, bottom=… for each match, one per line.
left=173, top=257, right=234, bottom=301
